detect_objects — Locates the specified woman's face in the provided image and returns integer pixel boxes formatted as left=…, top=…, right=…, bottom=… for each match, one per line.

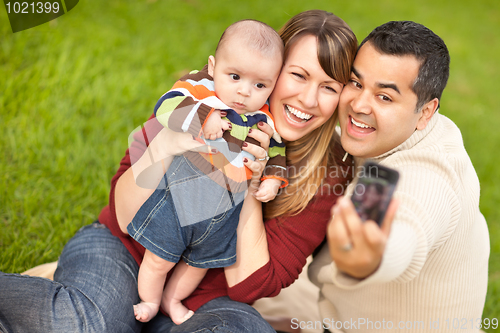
left=269, top=34, right=344, bottom=142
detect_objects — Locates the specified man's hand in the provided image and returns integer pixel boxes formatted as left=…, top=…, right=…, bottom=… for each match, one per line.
left=327, top=196, right=398, bottom=279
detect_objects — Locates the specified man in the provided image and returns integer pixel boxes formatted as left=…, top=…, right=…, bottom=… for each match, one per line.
left=309, top=21, right=489, bottom=332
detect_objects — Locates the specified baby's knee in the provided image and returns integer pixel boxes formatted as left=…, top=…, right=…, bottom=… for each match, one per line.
left=142, top=251, right=176, bottom=275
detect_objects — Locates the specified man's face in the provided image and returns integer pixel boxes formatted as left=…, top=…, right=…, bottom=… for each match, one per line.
left=338, top=42, right=430, bottom=158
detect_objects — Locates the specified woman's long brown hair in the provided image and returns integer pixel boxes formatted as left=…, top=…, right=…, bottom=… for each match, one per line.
left=264, top=10, right=357, bottom=220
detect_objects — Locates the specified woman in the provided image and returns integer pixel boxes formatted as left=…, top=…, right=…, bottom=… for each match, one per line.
left=0, top=10, right=357, bottom=333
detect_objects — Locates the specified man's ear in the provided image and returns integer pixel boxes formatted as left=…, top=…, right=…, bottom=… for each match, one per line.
left=208, top=55, right=215, bottom=77
left=416, top=98, right=439, bottom=131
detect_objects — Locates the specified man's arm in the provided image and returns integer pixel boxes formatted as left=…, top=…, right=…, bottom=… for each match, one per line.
left=326, top=163, right=460, bottom=287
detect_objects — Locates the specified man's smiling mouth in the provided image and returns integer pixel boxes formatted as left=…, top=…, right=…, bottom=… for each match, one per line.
left=351, top=117, right=373, bottom=129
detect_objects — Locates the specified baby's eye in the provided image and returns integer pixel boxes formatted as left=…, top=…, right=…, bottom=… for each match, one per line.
left=255, top=83, right=266, bottom=89
left=230, top=74, right=240, bottom=80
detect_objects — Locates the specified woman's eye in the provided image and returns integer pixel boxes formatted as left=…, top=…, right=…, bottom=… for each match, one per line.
left=230, top=74, right=240, bottom=80
left=292, top=72, right=305, bottom=79
left=325, top=86, right=338, bottom=93
left=255, top=83, right=266, bottom=89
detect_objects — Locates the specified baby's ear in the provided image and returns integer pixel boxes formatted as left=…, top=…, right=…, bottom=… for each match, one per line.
left=208, top=56, right=215, bottom=77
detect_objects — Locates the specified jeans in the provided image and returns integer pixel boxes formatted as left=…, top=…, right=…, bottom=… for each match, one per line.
left=0, top=222, right=275, bottom=333
left=128, top=154, right=244, bottom=268
left=0, top=222, right=141, bottom=333
left=143, top=297, right=276, bottom=333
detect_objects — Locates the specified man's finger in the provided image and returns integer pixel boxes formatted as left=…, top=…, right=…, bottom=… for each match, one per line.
left=338, top=197, right=364, bottom=248
left=381, top=198, right=399, bottom=236
left=363, top=220, right=385, bottom=251
left=327, top=203, right=351, bottom=252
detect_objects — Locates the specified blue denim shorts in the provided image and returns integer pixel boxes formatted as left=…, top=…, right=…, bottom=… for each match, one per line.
left=128, top=155, right=245, bottom=269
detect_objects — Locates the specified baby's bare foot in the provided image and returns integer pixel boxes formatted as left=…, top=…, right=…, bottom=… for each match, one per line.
left=180, top=310, right=194, bottom=323
left=168, top=303, right=194, bottom=325
left=133, top=302, right=159, bottom=323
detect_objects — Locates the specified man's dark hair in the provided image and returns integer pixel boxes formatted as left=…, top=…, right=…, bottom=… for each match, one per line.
left=360, top=21, right=450, bottom=112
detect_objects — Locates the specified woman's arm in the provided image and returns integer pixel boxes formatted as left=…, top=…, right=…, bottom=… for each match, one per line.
left=227, top=184, right=339, bottom=302
left=224, top=123, right=273, bottom=286
left=224, top=128, right=347, bottom=296
left=224, top=141, right=354, bottom=301
left=115, top=119, right=212, bottom=234
left=225, top=192, right=269, bottom=286
left=114, top=158, right=168, bottom=234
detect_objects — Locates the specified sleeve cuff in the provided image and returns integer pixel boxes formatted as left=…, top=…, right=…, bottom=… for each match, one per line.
left=330, top=222, right=420, bottom=289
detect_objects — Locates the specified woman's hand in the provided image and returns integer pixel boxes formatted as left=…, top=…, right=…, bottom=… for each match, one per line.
left=241, top=121, right=274, bottom=194
left=327, top=196, right=398, bottom=279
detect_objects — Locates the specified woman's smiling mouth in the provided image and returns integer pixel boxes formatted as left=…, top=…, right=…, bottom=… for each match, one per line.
left=285, top=104, right=313, bottom=123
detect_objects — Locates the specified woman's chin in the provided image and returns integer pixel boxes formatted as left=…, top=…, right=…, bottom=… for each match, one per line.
left=277, top=124, right=312, bottom=142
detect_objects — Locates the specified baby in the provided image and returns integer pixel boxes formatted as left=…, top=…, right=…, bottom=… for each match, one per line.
left=127, top=19, right=286, bottom=324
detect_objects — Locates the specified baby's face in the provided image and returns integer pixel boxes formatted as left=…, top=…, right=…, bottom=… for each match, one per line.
left=208, top=45, right=282, bottom=114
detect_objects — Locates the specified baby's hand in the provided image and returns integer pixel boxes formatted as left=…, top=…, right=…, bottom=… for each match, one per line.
left=254, top=178, right=282, bottom=203
left=203, top=111, right=230, bottom=140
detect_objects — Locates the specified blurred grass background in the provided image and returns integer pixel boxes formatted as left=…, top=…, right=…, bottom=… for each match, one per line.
left=1, top=0, right=499, bottom=329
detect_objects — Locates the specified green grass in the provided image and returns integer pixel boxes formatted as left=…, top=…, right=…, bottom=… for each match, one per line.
left=1, top=0, right=499, bottom=330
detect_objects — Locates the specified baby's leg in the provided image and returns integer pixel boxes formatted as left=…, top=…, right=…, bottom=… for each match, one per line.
left=161, top=261, right=207, bottom=325
left=135, top=250, right=176, bottom=323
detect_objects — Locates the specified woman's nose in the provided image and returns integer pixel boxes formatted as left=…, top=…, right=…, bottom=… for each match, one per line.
left=298, top=84, right=318, bottom=109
